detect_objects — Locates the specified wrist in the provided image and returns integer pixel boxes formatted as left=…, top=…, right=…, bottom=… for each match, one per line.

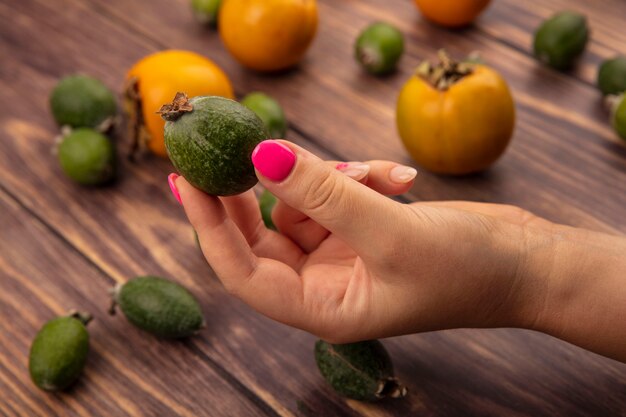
left=484, top=221, right=559, bottom=330
left=516, top=224, right=626, bottom=347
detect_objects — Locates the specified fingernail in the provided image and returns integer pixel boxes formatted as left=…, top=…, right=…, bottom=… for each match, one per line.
left=389, top=165, right=417, bottom=184
left=168, top=173, right=182, bottom=205
left=251, top=140, right=296, bottom=182
left=336, top=162, right=370, bottom=181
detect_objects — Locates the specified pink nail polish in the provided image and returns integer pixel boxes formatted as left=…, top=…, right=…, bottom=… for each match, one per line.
left=335, top=162, right=349, bottom=170
left=251, top=140, right=296, bottom=182
left=168, top=173, right=182, bottom=205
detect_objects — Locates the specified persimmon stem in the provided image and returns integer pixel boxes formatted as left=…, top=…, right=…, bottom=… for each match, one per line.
left=415, top=49, right=474, bottom=90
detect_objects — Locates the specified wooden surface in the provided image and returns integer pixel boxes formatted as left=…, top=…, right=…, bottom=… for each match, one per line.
left=1, top=0, right=626, bottom=415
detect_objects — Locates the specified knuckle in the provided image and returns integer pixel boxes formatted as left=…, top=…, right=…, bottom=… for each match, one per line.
left=504, top=205, right=537, bottom=226
left=301, top=169, right=344, bottom=216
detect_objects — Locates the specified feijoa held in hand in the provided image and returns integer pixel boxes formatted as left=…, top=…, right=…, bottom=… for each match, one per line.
left=355, top=22, right=404, bottom=75
left=314, top=340, right=407, bottom=401
left=533, top=11, right=588, bottom=70
left=110, top=276, right=205, bottom=338
left=50, top=75, right=117, bottom=130
left=191, top=0, right=222, bottom=26
left=29, top=312, right=92, bottom=391
left=598, top=56, right=626, bottom=96
left=160, top=93, right=268, bottom=196
left=259, top=189, right=277, bottom=230
left=241, top=92, right=288, bottom=138
left=57, top=128, right=115, bottom=185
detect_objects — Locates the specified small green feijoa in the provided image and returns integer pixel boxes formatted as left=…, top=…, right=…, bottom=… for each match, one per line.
left=57, top=128, right=116, bottom=185
left=598, top=56, right=626, bottom=96
left=355, top=22, right=404, bottom=75
left=259, top=189, right=277, bottom=230
left=50, top=74, right=117, bottom=130
left=111, top=276, right=205, bottom=338
left=29, top=312, right=92, bottom=391
left=314, top=340, right=407, bottom=401
left=191, top=0, right=222, bottom=26
left=533, top=11, right=589, bottom=70
left=241, top=92, right=288, bottom=139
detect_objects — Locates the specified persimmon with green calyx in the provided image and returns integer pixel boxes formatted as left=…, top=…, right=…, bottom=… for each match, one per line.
left=191, top=0, right=222, bottom=26
left=314, top=340, right=407, bottom=401
left=259, top=189, right=277, bottom=230
left=533, top=11, right=589, bottom=70
left=241, top=92, right=288, bottom=138
left=29, top=312, right=92, bottom=391
left=160, top=93, right=268, bottom=196
left=355, top=22, right=404, bottom=75
left=57, top=128, right=116, bottom=185
left=50, top=75, right=117, bottom=131
left=110, top=276, right=205, bottom=338
left=598, top=56, right=626, bottom=96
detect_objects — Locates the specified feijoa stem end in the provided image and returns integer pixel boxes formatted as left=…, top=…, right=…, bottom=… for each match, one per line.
left=157, top=92, right=193, bottom=121
left=416, top=49, right=474, bottom=90
left=375, top=377, right=407, bottom=400
left=359, top=47, right=380, bottom=69
left=108, top=283, right=122, bottom=315
left=605, top=93, right=624, bottom=114
left=67, top=310, right=93, bottom=326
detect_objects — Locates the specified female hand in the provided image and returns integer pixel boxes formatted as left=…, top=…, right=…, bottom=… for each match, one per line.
left=170, top=140, right=626, bottom=362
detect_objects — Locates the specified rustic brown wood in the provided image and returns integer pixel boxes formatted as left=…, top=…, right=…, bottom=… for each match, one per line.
left=78, top=0, right=626, bottom=233
left=1, top=0, right=626, bottom=416
left=0, top=189, right=273, bottom=417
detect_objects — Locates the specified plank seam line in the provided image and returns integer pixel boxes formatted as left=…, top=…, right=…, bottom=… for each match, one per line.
left=185, top=343, right=284, bottom=417
left=0, top=184, right=116, bottom=285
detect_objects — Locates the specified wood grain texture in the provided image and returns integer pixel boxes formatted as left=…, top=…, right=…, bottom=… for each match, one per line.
left=1, top=0, right=626, bottom=416
left=0, top=189, right=270, bottom=417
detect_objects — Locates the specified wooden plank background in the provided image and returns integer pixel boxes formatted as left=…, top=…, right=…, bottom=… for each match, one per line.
left=1, top=0, right=625, bottom=416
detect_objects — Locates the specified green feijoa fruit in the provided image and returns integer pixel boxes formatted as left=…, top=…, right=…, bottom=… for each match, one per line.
left=111, top=276, right=205, bottom=338
left=598, top=56, right=626, bottom=96
left=241, top=92, right=288, bottom=139
left=612, top=95, right=626, bottom=142
left=50, top=75, right=117, bottom=130
left=58, top=128, right=116, bottom=185
left=191, top=0, right=222, bottom=26
left=533, top=11, right=588, bottom=70
left=355, top=22, right=404, bottom=75
left=259, top=189, right=277, bottom=230
left=314, top=340, right=407, bottom=401
left=160, top=93, right=268, bottom=196
left=29, top=312, right=92, bottom=391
